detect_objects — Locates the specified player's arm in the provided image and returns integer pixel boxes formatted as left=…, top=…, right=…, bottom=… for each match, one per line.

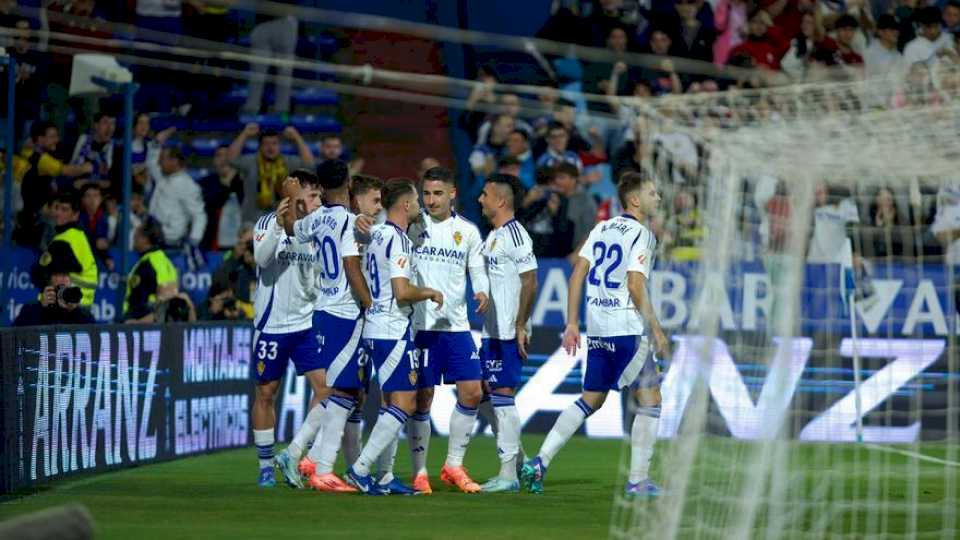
left=391, top=277, right=443, bottom=307
left=467, top=228, right=490, bottom=313
left=516, top=269, right=538, bottom=359
left=627, top=271, right=670, bottom=358
left=253, top=200, right=289, bottom=268
left=562, top=256, right=590, bottom=356
left=345, top=256, right=372, bottom=309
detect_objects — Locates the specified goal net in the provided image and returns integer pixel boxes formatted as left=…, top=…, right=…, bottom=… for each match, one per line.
left=608, top=68, right=960, bottom=539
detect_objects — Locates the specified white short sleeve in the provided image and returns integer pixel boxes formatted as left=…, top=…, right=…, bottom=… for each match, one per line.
left=577, top=227, right=599, bottom=263
left=512, top=228, right=538, bottom=274
left=341, top=214, right=360, bottom=257
left=627, top=228, right=655, bottom=277
left=388, top=231, right=412, bottom=280
left=839, top=198, right=860, bottom=223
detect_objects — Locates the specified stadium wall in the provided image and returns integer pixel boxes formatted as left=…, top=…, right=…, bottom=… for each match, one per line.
left=2, top=258, right=957, bottom=493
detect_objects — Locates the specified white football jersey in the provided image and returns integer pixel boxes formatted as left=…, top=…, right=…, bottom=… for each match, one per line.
left=294, top=204, right=362, bottom=319
left=408, top=212, right=489, bottom=333
left=577, top=214, right=656, bottom=338
left=482, top=219, right=538, bottom=340
left=253, top=211, right=318, bottom=334
left=362, top=221, right=415, bottom=340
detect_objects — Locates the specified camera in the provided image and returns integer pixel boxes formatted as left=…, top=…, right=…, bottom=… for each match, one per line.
left=56, top=285, right=83, bottom=305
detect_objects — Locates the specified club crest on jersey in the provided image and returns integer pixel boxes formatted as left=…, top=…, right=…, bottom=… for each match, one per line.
left=638, top=254, right=647, bottom=265
left=397, top=257, right=407, bottom=269
left=408, top=370, right=418, bottom=386
left=255, top=233, right=265, bottom=242
left=257, top=361, right=266, bottom=375
left=453, top=231, right=463, bottom=246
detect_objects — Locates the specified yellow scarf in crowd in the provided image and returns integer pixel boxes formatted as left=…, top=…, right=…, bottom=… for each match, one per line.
left=256, top=153, right=288, bottom=209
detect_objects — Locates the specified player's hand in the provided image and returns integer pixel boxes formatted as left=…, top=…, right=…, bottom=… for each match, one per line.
left=562, top=324, right=580, bottom=356
left=276, top=197, right=292, bottom=229
left=516, top=325, right=530, bottom=360
left=474, top=292, right=489, bottom=313
left=355, top=214, right=375, bottom=235
left=428, top=289, right=444, bottom=308
left=653, top=328, right=671, bottom=359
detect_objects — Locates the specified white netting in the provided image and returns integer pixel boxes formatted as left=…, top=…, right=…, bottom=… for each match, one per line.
left=609, top=72, right=960, bottom=539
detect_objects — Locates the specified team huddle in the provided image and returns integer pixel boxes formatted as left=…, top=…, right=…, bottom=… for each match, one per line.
left=250, top=160, right=669, bottom=497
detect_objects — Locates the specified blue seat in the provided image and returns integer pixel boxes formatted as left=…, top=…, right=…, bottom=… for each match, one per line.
left=187, top=168, right=210, bottom=179
left=290, top=115, right=340, bottom=134
left=239, top=113, right=285, bottom=131
left=191, top=138, right=224, bottom=157
left=191, top=118, right=243, bottom=132
left=292, top=88, right=338, bottom=106
left=150, top=115, right=190, bottom=132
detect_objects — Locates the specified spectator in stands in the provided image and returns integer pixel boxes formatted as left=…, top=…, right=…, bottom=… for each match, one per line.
left=519, top=163, right=597, bottom=260
left=586, top=0, right=645, bottom=47
left=13, top=272, right=95, bottom=326
left=70, top=111, right=116, bottom=191
left=124, top=217, right=179, bottom=323
left=782, top=12, right=832, bottom=82
left=865, top=15, right=903, bottom=103
left=14, top=121, right=93, bottom=247
left=146, top=134, right=207, bottom=251
left=470, top=114, right=514, bottom=179
left=124, top=186, right=149, bottom=249
left=536, top=98, right=592, bottom=155
left=227, top=123, right=314, bottom=223
left=459, top=64, right=499, bottom=142
left=131, top=113, right=177, bottom=168
left=639, top=30, right=685, bottom=95
left=861, top=187, right=913, bottom=259
left=243, top=10, right=299, bottom=114
left=198, top=146, right=245, bottom=250
left=7, top=17, right=49, bottom=141
left=476, top=93, right=534, bottom=143
left=32, top=192, right=99, bottom=307
left=199, top=278, right=247, bottom=321
left=903, top=6, right=956, bottom=66
left=661, top=187, right=705, bottom=262
left=807, top=183, right=861, bottom=264
left=713, top=0, right=749, bottom=65
left=931, top=180, right=960, bottom=264
left=79, top=183, right=113, bottom=270
left=944, top=1, right=960, bottom=33
left=318, top=134, right=344, bottom=164
left=418, top=157, right=441, bottom=180
left=584, top=26, right=636, bottom=112
left=536, top=122, right=584, bottom=172
left=612, top=122, right=650, bottom=184
left=503, top=129, right=536, bottom=188
left=831, top=15, right=865, bottom=69
left=728, top=9, right=786, bottom=70
left=668, top=0, right=717, bottom=63
left=207, top=226, right=257, bottom=315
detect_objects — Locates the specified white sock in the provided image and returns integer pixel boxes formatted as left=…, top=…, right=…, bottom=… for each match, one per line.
left=254, top=429, right=275, bottom=470
left=538, top=398, right=593, bottom=468
left=629, top=406, right=660, bottom=484
left=341, top=408, right=363, bottom=465
left=445, top=402, right=478, bottom=468
left=406, top=410, right=431, bottom=476
left=287, top=401, right=325, bottom=459
left=377, top=436, right=399, bottom=485
left=307, top=395, right=355, bottom=474
left=477, top=395, right=499, bottom=436
left=354, top=406, right=408, bottom=477
left=492, top=394, right=521, bottom=481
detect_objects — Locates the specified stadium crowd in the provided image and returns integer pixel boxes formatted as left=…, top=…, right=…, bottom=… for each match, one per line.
left=2, top=0, right=960, bottom=326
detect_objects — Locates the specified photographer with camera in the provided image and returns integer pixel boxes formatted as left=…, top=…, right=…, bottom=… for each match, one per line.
left=123, top=218, right=180, bottom=323
left=13, top=273, right=95, bottom=326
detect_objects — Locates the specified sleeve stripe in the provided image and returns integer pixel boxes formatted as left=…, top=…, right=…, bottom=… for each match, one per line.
left=507, top=222, right=523, bottom=247
left=386, top=236, right=394, bottom=259
left=256, top=212, right=276, bottom=231
left=339, top=217, right=349, bottom=241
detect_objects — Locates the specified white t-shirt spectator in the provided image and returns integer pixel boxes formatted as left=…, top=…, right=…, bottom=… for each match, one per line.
left=930, top=181, right=960, bottom=264
left=902, top=33, right=954, bottom=66
left=865, top=40, right=903, bottom=106
left=807, top=198, right=860, bottom=263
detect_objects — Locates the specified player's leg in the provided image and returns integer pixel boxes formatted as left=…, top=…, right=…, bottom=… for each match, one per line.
left=439, top=332, right=484, bottom=493
left=521, top=338, right=613, bottom=494
left=626, top=339, right=663, bottom=497
left=481, top=340, right=524, bottom=493
left=253, top=380, right=282, bottom=487
left=280, top=369, right=329, bottom=479
left=251, top=331, right=290, bottom=487
left=284, top=312, right=338, bottom=464
left=375, top=394, right=415, bottom=495
left=346, top=338, right=419, bottom=495
left=342, top=390, right=365, bottom=466
left=408, top=331, right=436, bottom=492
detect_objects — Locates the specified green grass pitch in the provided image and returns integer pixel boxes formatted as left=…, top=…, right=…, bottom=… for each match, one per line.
left=1, top=435, right=956, bottom=539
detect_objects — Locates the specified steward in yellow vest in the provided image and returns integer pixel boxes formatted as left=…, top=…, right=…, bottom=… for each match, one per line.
left=124, top=218, right=179, bottom=322
left=34, top=193, right=99, bottom=307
